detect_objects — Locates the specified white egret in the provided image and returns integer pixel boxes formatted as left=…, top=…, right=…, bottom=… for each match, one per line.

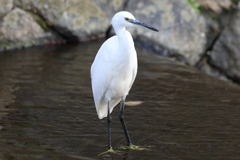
left=91, top=11, right=158, bottom=149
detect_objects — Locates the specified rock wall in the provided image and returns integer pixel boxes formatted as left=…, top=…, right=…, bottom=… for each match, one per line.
left=126, top=0, right=211, bottom=66
left=0, top=8, right=59, bottom=51
left=208, top=9, right=240, bottom=83
left=14, top=0, right=127, bottom=41
left=196, top=1, right=240, bottom=83
left=0, top=0, right=240, bottom=84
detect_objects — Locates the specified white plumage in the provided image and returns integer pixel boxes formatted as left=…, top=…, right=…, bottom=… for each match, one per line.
left=91, top=12, right=137, bottom=119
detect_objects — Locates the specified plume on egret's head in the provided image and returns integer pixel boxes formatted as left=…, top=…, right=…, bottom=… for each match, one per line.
left=111, top=11, right=159, bottom=32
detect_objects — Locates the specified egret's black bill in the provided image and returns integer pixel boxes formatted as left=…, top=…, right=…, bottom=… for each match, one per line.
left=130, top=19, right=159, bottom=32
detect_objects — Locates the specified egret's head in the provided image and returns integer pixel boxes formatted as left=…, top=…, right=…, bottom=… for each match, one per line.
left=111, top=11, right=159, bottom=32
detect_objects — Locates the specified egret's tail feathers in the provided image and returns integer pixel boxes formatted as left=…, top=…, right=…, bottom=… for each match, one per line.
left=97, top=98, right=121, bottom=119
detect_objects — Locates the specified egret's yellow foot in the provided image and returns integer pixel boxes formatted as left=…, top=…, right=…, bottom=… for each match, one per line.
left=119, top=145, right=151, bottom=151
left=98, top=148, right=121, bottom=156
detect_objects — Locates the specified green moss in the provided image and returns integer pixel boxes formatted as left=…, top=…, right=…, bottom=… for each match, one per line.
left=231, top=0, right=240, bottom=5
left=184, top=0, right=200, bottom=13
left=0, top=41, right=16, bottom=51
left=0, top=41, right=14, bottom=46
left=36, top=17, right=47, bottom=29
left=35, top=16, right=49, bottom=31
left=0, top=41, right=35, bottom=52
left=28, top=11, right=50, bottom=31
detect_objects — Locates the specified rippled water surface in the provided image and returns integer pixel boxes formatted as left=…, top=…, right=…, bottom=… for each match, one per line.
left=0, top=41, right=240, bottom=160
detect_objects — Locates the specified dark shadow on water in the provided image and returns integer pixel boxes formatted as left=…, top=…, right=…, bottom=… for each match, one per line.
left=0, top=42, right=240, bottom=159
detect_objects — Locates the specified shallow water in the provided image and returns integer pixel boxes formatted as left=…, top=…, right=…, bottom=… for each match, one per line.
left=0, top=41, right=240, bottom=159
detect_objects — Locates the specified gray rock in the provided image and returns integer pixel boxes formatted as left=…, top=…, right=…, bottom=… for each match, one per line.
left=197, top=56, right=228, bottom=81
left=0, top=0, right=13, bottom=18
left=196, top=0, right=232, bottom=13
left=14, top=0, right=35, bottom=12
left=126, top=0, right=210, bottom=66
left=29, top=0, right=127, bottom=41
left=0, top=8, right=60, bottom=51
left=209, top=10, right=240, bottom=83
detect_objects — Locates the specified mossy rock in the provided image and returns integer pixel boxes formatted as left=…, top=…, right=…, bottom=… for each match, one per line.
left=0, top=8, right=62, bottom=52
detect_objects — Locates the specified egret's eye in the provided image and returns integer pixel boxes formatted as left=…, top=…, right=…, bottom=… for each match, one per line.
left=125, top=17, right=130, bottom=21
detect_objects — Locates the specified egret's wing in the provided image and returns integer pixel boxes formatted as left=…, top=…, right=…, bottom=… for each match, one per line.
left=129, top=55, right=138, bottom=90
left=91, top=46, right=111, bottom=108
left=91, top=36, right=119, bottom=119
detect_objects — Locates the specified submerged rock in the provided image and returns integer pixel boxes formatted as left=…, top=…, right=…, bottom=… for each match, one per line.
left=0, top=8, right=60, bottom=51
left=126, top=0, right=213, bottom=66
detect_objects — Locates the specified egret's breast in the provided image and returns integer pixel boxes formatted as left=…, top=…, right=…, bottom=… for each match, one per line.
left=103, top=32, right=137, bottom=101
left=105, top=65, right=134, bottom=100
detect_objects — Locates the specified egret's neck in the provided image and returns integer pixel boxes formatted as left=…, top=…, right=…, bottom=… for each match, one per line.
left=114, top=27, right=134, bottom=51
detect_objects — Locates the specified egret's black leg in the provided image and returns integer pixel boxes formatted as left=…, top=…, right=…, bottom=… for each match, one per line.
left=107, top=101, right=112, bottom=149
left=119, top=98, right=132, bottom=145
